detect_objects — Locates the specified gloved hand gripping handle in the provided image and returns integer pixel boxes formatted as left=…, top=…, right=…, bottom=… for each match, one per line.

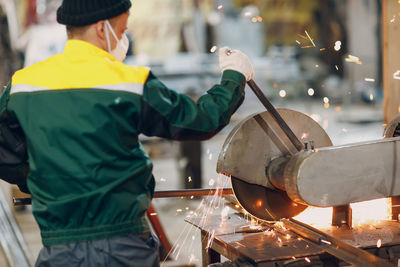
left=225, top=49, right=303, bottom=151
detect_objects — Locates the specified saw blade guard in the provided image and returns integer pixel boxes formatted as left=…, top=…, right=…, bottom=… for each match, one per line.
left=217, top=109, right=333, bottom=221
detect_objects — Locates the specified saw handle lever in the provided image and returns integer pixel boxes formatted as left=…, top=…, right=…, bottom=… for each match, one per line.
left=247, top=79, right=304, bottom=152
left=223, top=48, right=303, bottom=151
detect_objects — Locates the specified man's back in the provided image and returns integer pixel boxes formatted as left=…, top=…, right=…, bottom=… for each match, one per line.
left=7, top=38, right=249, bottom=249
left=0, top=1, right=254, bottom=266
left=9, top=39, right=154, bottom=246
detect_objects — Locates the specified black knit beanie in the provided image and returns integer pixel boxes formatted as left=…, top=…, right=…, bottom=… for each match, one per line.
left=57, top=0, right=132, bottom=26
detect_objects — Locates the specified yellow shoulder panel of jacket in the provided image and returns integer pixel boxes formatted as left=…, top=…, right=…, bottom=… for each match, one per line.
left=11, top=49, right=150, bottom=95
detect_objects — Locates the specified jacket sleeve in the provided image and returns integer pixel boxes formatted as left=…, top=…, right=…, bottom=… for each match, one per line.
left=139, top=70, right=246, bottom=141
left=0, top=82, right=29, bottom=193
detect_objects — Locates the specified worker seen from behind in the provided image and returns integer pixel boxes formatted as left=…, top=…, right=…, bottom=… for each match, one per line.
left=0, top=0, right=254, bottom=266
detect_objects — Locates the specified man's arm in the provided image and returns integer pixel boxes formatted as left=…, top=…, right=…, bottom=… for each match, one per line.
left=0, top=83, right=29, bottom=193
left=139, top=70, right=246, bottom=141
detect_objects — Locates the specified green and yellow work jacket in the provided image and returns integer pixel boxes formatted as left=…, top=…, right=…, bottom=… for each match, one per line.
left=2, top=40, right=245, bottom=246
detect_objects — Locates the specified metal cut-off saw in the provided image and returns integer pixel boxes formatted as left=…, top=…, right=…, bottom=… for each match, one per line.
left=217, top=79, right=400, bottom=222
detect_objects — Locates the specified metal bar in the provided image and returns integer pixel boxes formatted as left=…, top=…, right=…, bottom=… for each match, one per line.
left=13, top=188, right=234, bottom=206
left=147, top=204, right=172, bottom=260
left=13, top=197, right=31, bottom=206
left=154, top=188, right=233, bottom=198
left=247, top=79, right=304, bottom=151
left=282, top=218, right=395, bottom=267
left=201, top=230, right=221, bottom=267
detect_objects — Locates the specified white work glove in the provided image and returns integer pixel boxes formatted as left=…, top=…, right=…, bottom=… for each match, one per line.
left=219, top=47, right=254, bottom=81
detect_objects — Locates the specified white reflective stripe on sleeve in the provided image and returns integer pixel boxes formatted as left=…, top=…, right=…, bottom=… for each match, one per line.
left=98, top=83, right=144, bottom=95
left=11, top=84, right=50, bottom=95
left=11, top=83, right=144, bottom=95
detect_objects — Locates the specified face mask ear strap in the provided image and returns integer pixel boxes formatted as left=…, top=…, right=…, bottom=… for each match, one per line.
left=105, top=20, right=120, bottom=41
left=104, top=20, right=112, bottom=53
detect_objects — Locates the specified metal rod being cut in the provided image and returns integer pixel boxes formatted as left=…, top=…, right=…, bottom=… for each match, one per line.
left=154, top=188, right=233, bottom=198
left=247, top=79, right=304, bottom=151
left=13, top=188, right=234, bottom=206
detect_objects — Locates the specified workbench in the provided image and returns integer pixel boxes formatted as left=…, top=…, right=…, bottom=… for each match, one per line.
left=186, top=214, right=400, bottom=266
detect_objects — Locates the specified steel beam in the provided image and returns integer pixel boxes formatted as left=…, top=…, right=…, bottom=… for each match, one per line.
left=282, top=218, right=394, bottom=267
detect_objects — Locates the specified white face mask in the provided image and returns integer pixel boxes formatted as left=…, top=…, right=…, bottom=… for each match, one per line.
left=105, top=20, right=129, bottom=62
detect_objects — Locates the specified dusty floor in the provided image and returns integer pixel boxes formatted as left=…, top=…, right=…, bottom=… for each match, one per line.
left=0, top=93, right=385, bottom=266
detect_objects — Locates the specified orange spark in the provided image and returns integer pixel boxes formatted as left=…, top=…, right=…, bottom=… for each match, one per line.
left=297, top=33, right=309, bottom=41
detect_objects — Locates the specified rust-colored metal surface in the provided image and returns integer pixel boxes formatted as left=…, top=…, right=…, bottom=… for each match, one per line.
left=332, top=205, right=352, bottom=228
left=186, top=214, right=322, bottom=264
left=392, top=196, right=400, bottom=221
left=282, top=219, right=394, bottom=267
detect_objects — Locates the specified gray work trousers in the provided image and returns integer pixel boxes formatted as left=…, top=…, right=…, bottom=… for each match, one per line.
left=35, top=233, right=160, bottom=267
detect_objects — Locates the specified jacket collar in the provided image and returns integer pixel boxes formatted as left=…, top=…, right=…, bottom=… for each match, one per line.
left=63, top=40, right=116, bottom=61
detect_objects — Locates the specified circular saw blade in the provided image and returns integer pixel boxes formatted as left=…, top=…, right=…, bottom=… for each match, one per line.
left=219, top=109, right=333, bottom=221
left=384, top=113, right=400, bottom=138
left=231, top=176, right=307, bottom=221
